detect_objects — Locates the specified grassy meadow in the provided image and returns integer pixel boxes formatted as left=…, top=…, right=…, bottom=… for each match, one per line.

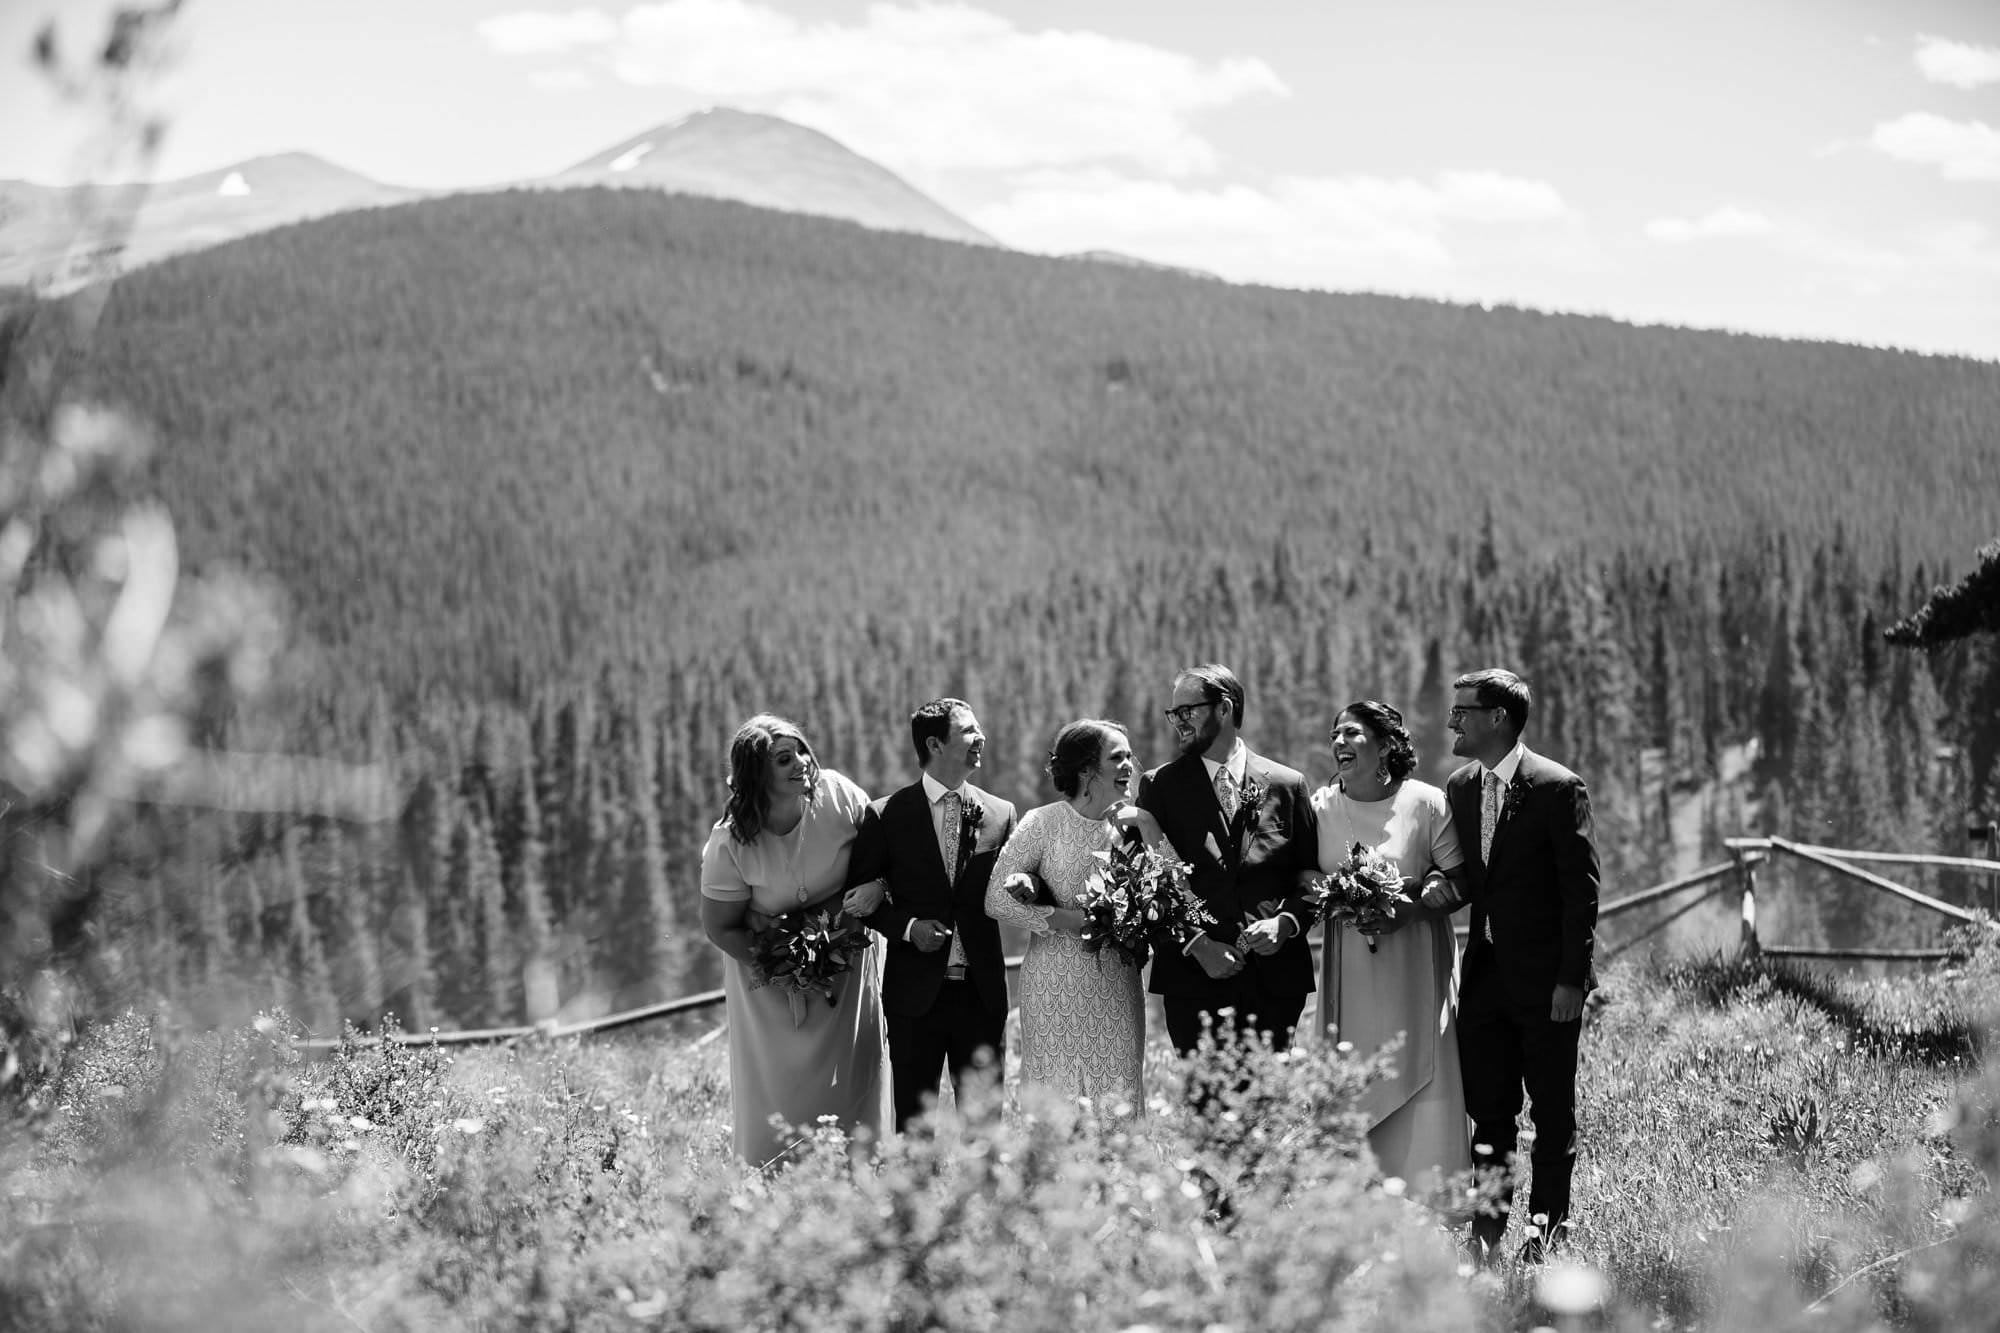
left=6, top=934, right=1996, bottom=1332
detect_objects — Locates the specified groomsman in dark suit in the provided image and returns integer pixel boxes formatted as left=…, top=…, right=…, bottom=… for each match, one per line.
left=849, top=698, right=1016, bottom=1131
left=1445, top=668, right=1600, bottom=1264
left=1136, top=663, right=1319, bottom=1062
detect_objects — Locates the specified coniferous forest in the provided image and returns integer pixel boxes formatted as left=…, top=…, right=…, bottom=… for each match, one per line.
left=38, top=187, right=2000, bottom=1035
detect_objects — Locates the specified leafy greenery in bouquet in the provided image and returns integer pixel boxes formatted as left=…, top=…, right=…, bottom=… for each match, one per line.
left=1304, top=841, right=1411, bottom=953
left=1076, top=840, right=1214, bottom=969
left=747, top=905, right=873, bottom=1025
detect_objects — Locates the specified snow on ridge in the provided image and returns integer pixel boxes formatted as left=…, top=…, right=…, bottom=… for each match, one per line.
left=218, top=171, right=251, bottom=197
left=608, top=143, right=653, bottom=173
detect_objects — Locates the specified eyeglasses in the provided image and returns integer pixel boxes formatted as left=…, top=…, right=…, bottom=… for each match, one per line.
left=1163, top=702, right=1214, bottom=726
left=1447, top=704, right=1499, bottom=720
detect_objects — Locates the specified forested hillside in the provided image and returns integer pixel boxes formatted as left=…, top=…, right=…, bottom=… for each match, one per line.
left=45, top=187, right=2000, bottom=1033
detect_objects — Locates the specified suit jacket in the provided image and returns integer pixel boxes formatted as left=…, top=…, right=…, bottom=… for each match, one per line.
left=1446, top=749, right=1600, bottom=1010
left=1136, top=748, right=1319, bottom=1001
left=848, top=779, right=1017, bottom=1019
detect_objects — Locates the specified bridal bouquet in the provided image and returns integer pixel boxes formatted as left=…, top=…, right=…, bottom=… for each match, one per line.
left=748, top=905, right=873, bottom=1026
left=1304, top=842, right=1411, bottom=954
left=1077, top=841, right=1214, bottom=969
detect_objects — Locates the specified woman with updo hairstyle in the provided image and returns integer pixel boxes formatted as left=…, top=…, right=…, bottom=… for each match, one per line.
left=1307, top=699, right=1471, bottom=1194
left=986, top=719, right=1162, bottom=1110
left=699, top=713, right=889, bottom=1167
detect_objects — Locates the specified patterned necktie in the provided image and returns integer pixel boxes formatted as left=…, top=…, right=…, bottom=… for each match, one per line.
left=941, top=790, right=963, bottom=878
left=1214, top=767, right=1238, bottom=821
left=1480, top=769, right=1501, bottom=865
left=941, top=790, right=967, bottom=971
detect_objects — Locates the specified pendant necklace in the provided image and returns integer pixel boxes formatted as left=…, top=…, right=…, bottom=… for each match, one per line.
left=773, top=802, right=809, bottom=904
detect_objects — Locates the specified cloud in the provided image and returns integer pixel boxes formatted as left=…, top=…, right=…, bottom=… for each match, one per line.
left=478, top=8, right=618, bottom=54
left=528, top=68, right=595, bottom=91
left=478, top=0, right=1287, bottom=177
left=1914, top=34, right=2000, bottom=89
left=1869, top=112, right=2000, bottom=181
left=978, top=168, right=1570, bottom=287
left=1644, top=207, right=1775, bottom=244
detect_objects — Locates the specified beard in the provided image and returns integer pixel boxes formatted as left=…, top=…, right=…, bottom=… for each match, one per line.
left=1178, top=718, right=1222, bottom=758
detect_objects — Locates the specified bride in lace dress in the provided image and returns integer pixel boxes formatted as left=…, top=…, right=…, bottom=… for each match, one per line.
left=986, top=719, right=1162, bottom=1110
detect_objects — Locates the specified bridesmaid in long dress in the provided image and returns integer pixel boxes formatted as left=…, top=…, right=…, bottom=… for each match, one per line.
left=700, top=714, right=889, bottom=1168
left=985, top=719, right=1162, bottom=1111
left=1310, top=700, right=1473, bottom=1192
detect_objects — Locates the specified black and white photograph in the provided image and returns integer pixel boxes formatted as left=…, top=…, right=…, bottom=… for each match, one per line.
left=3, top=1, right=1998, bottom=1328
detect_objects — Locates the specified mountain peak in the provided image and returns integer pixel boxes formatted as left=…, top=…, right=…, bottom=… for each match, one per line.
left=558, top=109, right=992, bottom=247
left=0, top=151, right=417, bottom=288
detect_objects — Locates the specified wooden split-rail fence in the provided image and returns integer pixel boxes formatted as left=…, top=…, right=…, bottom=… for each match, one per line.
left=301, top=836, right=2000, bottom=1055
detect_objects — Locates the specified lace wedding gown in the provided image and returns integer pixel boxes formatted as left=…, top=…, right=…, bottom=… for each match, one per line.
left=986, top=802, right=1145, bottom=1109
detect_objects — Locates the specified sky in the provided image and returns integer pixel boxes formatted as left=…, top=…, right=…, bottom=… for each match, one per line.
left=5, top=0, right=1999, bottom=361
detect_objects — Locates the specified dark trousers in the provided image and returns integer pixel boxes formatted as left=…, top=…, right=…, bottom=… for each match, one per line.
left=1164, top=977, right=1307, bottom=1122
left=1456, top=955, right=1582, bottom=1250
left=1162, top=988, right=1308, bottom=1057
left=885, top=980, right=1006, bottom=1132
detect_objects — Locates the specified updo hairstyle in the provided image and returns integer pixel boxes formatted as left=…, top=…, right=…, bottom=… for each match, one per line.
left=1045, top=719, right=1129, bottom=798
left=1339, top=700, right=1418, bottom=784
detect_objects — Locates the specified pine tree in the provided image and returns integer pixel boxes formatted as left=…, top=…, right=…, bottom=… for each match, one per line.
left=469, top=809, right=511, bottom=1025
left=281, top=828, right=337, bottom=1033
left=509, top=769, right=559, bottom=1021
left=617, top=723, right=678, bottom=1004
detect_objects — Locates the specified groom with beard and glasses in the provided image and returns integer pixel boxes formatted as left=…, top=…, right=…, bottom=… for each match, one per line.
left=849, top=698, right=1017, bottom=1132
left=1445, top=667, right=1600, bottom=1265
left=1137, top=663, right=1320, bottom=1067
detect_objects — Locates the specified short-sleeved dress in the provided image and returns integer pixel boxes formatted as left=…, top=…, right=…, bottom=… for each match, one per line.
left=1313, top=779, right=1472, bottom=1190
left=985, top=801, right=1145, bottom=1109
left=700, top=769, right=889, bottom=1167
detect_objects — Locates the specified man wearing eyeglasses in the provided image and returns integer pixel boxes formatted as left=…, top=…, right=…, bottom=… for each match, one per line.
left=1445, top=667, right=1600, bottom=1266
left=1137, top=663, right=1320, bottom=1065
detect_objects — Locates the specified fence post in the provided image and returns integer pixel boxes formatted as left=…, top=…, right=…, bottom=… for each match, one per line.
left=1734, top=846, right=1760, bottom=958
left=1972, top=817, right=1998, bottom=917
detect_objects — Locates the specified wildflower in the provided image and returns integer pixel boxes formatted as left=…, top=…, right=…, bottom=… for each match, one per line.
left=452, top=1117, right=485, bottom=1134
left=1537, top=1263, right=1608, bottom=1315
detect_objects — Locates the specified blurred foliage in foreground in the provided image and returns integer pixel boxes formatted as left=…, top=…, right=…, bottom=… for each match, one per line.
left=3, top=941, right=1997, bottom=1331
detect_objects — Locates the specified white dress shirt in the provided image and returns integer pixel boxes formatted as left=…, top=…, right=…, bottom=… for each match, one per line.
left=910, top=771, right=970, bottom=969
left=1482, top=742, right=1527, bottom=786
left=1199, top=738, right=1249, bottom=795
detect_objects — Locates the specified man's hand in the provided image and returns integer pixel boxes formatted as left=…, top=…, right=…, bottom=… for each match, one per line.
left=911, top=920, right=951, bottom=953
left=1419, top=874, right=1461, bottom=911
left=843, top=879, right=886, bottom=917
left=1551, top=983, right=1584, bottom=1023
left=1238, top=916, right=1291, bottom=956
left=1190, top=934, right=1245, bottom=979
left=1000, top=872, right=1038, bottom=905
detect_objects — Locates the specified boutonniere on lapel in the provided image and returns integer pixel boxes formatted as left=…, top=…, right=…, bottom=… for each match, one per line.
left=1500, top=774, right=1530, bottom=823
left=962, top=799, right=986, bottom=838
left=1233, top=774, right=1267, bottom=825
